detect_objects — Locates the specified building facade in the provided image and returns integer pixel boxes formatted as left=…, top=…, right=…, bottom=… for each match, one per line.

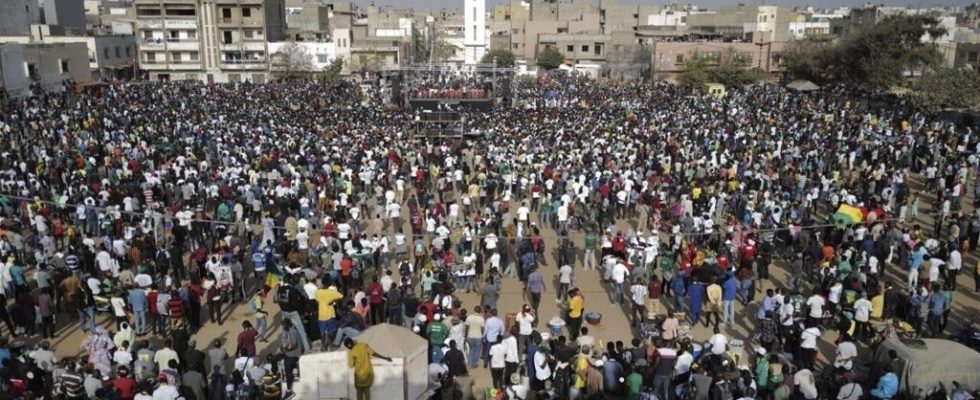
left=464, top=0, right=486, bottom=64
left=0, top=42, right=91, bottom=97
left=134, top=0, right=285, bottom=82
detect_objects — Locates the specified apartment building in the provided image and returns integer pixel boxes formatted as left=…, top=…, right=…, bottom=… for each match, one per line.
left=686, top=4, right=794, bottom=42
left=134, top=0, right=285, bottom=82
left=0, top=42, right=91, bottom=97
left=650, top=40, right=787, bottom=79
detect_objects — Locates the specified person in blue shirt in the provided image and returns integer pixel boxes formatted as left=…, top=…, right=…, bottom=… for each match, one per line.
left=8, top=261, right=25, bottom=293
left=722, top=273, right=738, bottom=325
left=871, top=367, right=899, bottom=399
left=928, top=284, right=946, bottom=337
left=688, top=282, right=705, bottom=326
left=128, top=286, right=149, bottom=335
left=671, top=274, right=687, bottom=314
left=909, top=245, right=927, bottom=289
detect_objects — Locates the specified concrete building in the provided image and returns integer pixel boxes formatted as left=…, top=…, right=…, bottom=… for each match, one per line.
left=41, top=0, right=87, bottom=33
left=788, top=21, right=830, bottom=39
left=0, top=32, right=137, bottom=80
left=650, top=40, right=787, bottom=80
left=464, top=0, right=486, bottom=63
left=0, top=42, right=91, bottom=97
left=134, top=0, right=286, bottom=82
left=0, top=0, right=39, bottom=36
left=268, top=40, right=336, bottom=70
left=686, top=4, right=793, bottom=42
left=954, top=29, right=980, bottom=71
left=284, top=0, right=331, bottom=41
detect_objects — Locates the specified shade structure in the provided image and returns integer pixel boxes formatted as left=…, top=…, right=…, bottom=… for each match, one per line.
left=786, top=80, right=820, bottom=92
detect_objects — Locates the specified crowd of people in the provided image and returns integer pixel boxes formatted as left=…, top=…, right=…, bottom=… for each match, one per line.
left=0, top=72, right=974, bottom=400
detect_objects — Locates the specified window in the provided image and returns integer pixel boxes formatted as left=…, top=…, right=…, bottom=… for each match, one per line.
left=115, top=47, right=121, bottom=58
left=60, top=60, right=69, bottom=73
left=26, top=63, right=38, bottom=80
left=473, top=7, right=476, bottom=21
left=104, top=49, right=110, bottom=59
left=567, top=45, right=573, bottom=52
left=242, top=7, right=251, bottom=17
left=172, top=52, right=182, bottom=62
left=472, top=25, right=477, bottom=40
left=144, top=52, right=156, bottom=62
left=970, top=52, right=979, bottom=62
left=594, top=43, right=601, bottom=55
left=165, top=8, right=195, bottom=16
left=581, top=45, right=588, bottom=52
left=675, top=54, right=684, bottom=64
left=169, top=30, right=179, bottom=40
left=222, top=8, right=232, bottom=19
left=317, top=54, right=328, bottom=63
left=136, top=8, right=162, bottom=16
left=187, top=30, right=196, bottom=39
left=223, top=31, right=233, bottom=44
left=229, top=73, right=241, bottom=82
left=142, top=31, right=153, bottom=40
left=126, top=46, right=132, bottom=57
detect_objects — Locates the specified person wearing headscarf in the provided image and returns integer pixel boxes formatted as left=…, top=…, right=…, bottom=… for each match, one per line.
left=83, top=327, right=115, bottom=375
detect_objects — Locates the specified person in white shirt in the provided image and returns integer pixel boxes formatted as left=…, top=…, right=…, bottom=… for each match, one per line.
left=853, top=294, right=873, bottom=340
left=515, top=305, right=535, bottom=351
left=799, top=325, right=821, bottom=370
left=806, top=293, right=825, bottom=325
left=488, top=338, right=507, bottom=388
left=834, top=335, right=858, bottom=371
left=948, top=248, right=962, bottom=290
left=611, top=261, right=630, bottom=304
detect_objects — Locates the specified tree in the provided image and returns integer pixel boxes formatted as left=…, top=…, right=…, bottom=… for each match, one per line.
left=834, top=14, right=946, bottom=88
left=536, top=47, right=565, bottom=70
left=677, top=56, right=709, bottom=91
left=708, top=48, right=766, bottom=87
left=481, top=49, right=516, bottom=67
left=272, top=42, right=314, bottom=80
left=781, top=39, right=836, bottom=83
left=432, top=39, right=458, bottom=62
left=910, top=68, right=980, bottom=113
left=604, top=44, right=652, bottom=80
left=319, top=58, right=344, bottom=85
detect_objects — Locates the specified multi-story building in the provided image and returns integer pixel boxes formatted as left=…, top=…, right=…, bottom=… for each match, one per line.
left=686, top=4, right=793, bottom=42
left=650, top=40, right=787, bottom=79
left=0, top=0, right=39, bottom=36
left=41, top=0, right=88, bottom=33
left=134, top=0, right=285, bottom=82
left=0, top=42, right=92, bottom=97
left=284, top=0, right=331, bottom=41
left=0, top=28, right=137, bottom=80
left=464, top=0, right=486, bottom=63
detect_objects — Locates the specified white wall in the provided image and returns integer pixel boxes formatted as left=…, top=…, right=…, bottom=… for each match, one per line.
left=464, top=0, right=487, bottom=64
left=268, top=41, right=338, bottom=71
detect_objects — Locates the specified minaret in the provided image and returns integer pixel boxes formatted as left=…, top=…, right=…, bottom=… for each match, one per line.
left=464, top=0, right=487, bottom=64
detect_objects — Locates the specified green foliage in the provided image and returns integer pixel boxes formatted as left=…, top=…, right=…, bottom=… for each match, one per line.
left=781, top=39, right=836, bottom=83
left=783, top=14, right=946, bottom=89
left=536, top=47, right=565, bottom=70
left=481, top=49, right=516, bottom=67
left=910, top=68, right=980, bottom=113
left=677, top=56, right=710, bottom=91
left=320, top=58, right=344, bottom=85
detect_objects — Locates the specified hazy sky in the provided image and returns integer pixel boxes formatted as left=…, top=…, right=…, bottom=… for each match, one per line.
left=359, top=0, right=976, bottom=11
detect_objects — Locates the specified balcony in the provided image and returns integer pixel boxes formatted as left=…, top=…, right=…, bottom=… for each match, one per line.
left=140, top=40, right=165, bottom=50
left=219, top=41, right=265, bottom=51
left=219, top=60, right=267, bottom=70
left=162, top=20, right=198, bottom=29
left=166, top=41, right=200, bottom=51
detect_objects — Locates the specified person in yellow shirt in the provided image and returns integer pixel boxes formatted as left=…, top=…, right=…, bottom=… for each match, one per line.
left=315, top=281, right=344, bottom=349
left=567, top=288, right=585, bottom=340
left=346, top=338, right=392, bottom=400
left=705, top=278, right=722, bottom=332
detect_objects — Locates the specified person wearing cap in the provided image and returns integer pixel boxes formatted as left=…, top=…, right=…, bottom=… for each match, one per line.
left=427, top=313, right=449, bottom=363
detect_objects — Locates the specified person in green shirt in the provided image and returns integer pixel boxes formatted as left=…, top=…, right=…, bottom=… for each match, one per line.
left=626, top=369, right=644, bottom=399
left=427, top=315, right=449, bottom=362
left=584, top=231, right=597, bottom=270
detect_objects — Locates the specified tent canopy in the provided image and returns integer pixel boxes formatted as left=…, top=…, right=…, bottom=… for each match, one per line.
left=877, top=339, right=980, bottom=397
left=355, top=323, right=427, bottom=358
left=786, top=80, right=820, bottom=92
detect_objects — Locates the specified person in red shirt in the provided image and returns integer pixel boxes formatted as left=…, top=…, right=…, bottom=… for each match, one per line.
left=365, top=277, right=385, bottom=325
left=237, top=320, right=259, bottom=357
left=113, top=367, right=136, bottom=400
left=167, top=291, right=183, bottom=330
